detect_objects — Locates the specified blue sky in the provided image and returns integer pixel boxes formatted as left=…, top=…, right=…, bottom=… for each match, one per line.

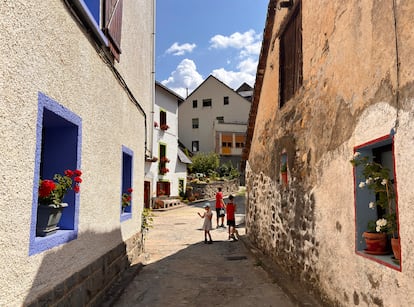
left=156, top=0, right=269, bottom=97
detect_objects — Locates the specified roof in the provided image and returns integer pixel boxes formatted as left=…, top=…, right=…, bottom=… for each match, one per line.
left=179, top=75, right=251, bottom=105
left=177, top=147, right=192, bottom=164
left=155, top=81, right=185, bottom=102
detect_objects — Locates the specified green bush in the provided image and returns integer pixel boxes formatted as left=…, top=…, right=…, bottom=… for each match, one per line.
left=189, top=152, right=219, bottom=174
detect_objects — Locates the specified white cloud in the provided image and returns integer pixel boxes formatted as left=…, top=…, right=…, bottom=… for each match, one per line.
left=209, top=30, right=261, bottom=56
left=166, top=42, right=196, bottom=56
left=211, top=68, right=255, bottom=90
left=161, top=59, right=204, bottom=97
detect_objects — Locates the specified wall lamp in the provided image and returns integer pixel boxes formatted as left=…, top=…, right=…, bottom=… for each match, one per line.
left=279, top=0, right=293, bottom=9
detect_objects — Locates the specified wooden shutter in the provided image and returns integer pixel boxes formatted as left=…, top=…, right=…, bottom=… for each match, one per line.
left=105, top=0, right=123, bottom=61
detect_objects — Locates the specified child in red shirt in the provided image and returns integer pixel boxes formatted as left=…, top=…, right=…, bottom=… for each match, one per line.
left=225, top=195, right=238, bottom=241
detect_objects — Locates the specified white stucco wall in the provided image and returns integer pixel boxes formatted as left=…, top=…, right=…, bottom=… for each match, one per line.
left=149, top=84, right=188, bottom=198
left=0, top=1, right=154, bottom=304
left=178, top=76, right=251, bottom=154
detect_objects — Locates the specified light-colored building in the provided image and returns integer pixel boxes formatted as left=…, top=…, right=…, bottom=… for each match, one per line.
left=244, top=1, right=414, bottom=306
left=178, top=75, right=251, bottom=171
left=0, top=1, right=154, bottom=305
left=144, top=82, right=191, bottom=205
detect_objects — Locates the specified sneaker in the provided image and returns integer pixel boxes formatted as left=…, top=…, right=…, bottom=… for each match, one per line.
left=208, top=240, right=213, bottom=244
left=204, top=239, right=208, bottom=244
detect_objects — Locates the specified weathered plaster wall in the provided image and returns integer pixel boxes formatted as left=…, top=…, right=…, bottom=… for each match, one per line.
left=0, top=1, right=153, bottom=305
left=247, top=1, right=414, bottom=306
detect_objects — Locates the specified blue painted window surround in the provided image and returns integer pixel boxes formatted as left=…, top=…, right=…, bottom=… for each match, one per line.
left=29, top=92, right=82, bottom=256
left=120, top=146, right=133, bottom=222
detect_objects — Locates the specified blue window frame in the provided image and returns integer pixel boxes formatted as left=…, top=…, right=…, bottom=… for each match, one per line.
left=29, top=92, right=82, bottom=255
left=121, top=146, right=133, bottom=222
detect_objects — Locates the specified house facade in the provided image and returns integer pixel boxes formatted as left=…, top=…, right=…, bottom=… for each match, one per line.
left=244, top=1, right=414, bottom=306
left=145, top=82, right=191, bottom=204
left=0, top=1, right=154, bottom=305
left=178, top=75, right=251, bottom=171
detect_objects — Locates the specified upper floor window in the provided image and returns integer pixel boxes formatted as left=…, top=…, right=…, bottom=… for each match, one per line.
left=71, top=0, right=124, bottom=62
left=193, top=100, right=198, bottom=108
left=223, top=96, right=229, bottom=105
left=160, top=109, right=169, bottom=130
left=202, top=99, right=212, bottom=107
left=279, top=2, right=302, bottom=107
left=216, top=116, right=224, bottom=123
left=192, top=118, right=199, bottom=129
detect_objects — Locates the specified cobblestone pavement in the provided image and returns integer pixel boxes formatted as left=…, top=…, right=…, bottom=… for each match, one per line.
left=110, top=195, right=326, bottom=307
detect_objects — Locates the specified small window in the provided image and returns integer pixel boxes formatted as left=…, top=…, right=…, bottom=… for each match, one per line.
left=235, top=142, right=244, bottom=148
left=224, top=96, right=229, bottom=105
left=222, top=142, right=232, bottom=148
left=121, top=146, right=133, bottom=221
left=159, top=144, right=168, bottom=175
left=160, top=110, right=167, bottom=126
left=216, top=116, right=224, bottom=123
left=193, top=100, right=198, bottom=108
left=202, top=99, right=212, bottom=107
left=192, top=141, right=199, bottom=152
left=352, top=136, right=400, bottom=270
left=192, top=118, right=199, bottom=129
left=29, top=92, right=82, bottom=255
left=279, top=3, right=302, bottom=107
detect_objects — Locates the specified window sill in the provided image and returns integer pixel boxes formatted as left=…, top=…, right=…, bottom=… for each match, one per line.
left=120, top=212, right=132, bottom=222
left=356, top=250, right=401, bottom=271
left=29, top=229, right=77, bottom=256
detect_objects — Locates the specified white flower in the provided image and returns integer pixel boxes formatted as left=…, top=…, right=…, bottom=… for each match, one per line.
left=359, top=182, right=366, bottom=188
left=365, top=177, right=373, bottom=185
left=381, top=179, right=388, bottom=186
left=375, top=218, right=387, bottom=232
left=369, top=202, right=375, bottom=209
left=353, top=152, right=361, bottom=158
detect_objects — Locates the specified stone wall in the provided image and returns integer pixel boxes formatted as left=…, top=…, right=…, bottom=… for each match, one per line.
left=245, top=1, right=414, bottom=306
left=187, top=179, right=240, bottom=200
left=25, top=232, right=144, bottom=306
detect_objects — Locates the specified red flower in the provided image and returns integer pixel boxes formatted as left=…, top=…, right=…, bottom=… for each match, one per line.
left=64, top=169, right=74, bottom=177
left=74, top=169, right=82, bottom=176
left=73, top=185, right=80, bottom=193
left=74, top=176, right=82, bottom=183
left=127, top=188, right=133, bottom=193
left=39, top=180, right=56, bottom=198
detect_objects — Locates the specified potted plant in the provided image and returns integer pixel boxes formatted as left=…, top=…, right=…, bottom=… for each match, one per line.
left=350, top=152, right=399, bottom=258
left=160, top=124, right=169, bottom=131
left=121, top=188, right=133, bottom=212
left=160, top=167, right=169, bottom=175
left=160, top=156, right=170, bottom=163
left=37, top=169, right=82, bottom=236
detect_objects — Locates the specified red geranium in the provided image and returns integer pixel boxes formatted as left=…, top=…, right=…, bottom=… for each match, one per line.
left=38, top=169, right=82, bottom=206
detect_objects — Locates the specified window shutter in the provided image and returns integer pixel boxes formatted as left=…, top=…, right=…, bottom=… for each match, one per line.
left=105, top=0, right=123, bottom=62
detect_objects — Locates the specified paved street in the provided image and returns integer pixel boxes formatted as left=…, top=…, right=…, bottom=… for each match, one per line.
left=110, top=195, right=325, bottom=307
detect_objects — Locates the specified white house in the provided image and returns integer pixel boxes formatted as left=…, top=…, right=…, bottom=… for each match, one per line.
left=178, top=75, right=252, bottom=171
left=0, top=1, right=154, bottom=305
left=145, top=82, right=191, bottom=204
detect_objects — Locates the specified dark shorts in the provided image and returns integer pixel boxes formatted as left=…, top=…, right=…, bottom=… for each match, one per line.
left=216, top=208, right=225, bottom=217
left=227, top=220, right=235, bottom=226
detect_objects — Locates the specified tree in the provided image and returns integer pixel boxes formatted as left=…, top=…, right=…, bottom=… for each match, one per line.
left=189, top=152, right=219, bottom=174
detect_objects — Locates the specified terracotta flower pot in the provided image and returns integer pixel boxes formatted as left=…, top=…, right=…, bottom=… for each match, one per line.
left=363, top=232, right=388, bottom=253
left=391, top=237, right=401, bottom=260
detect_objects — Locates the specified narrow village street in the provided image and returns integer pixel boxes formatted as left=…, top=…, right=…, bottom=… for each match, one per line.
left=108, top=195, right=326, bottom=307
